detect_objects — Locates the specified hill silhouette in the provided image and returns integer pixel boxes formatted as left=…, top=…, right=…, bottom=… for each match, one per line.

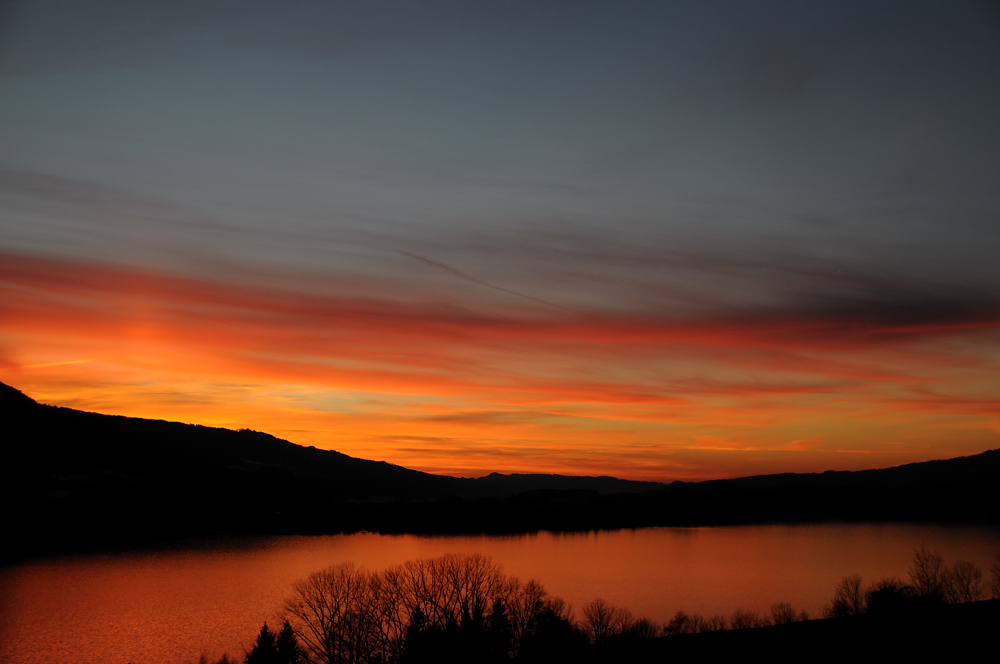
left=3, top=380, right=998, bottom=561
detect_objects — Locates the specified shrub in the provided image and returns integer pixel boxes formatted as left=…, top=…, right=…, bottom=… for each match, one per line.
left=864, top=577, right=913, bottom=614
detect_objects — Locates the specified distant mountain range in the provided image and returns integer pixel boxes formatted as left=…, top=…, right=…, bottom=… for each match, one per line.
left=3, top=380, right=998, bottom=562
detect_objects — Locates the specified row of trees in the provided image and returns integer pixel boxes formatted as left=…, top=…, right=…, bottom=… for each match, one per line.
left=282, top=553, right=578, bottom=663
left=244, top=622, right=302, bottom=664
left=659, top=600, right=810, bottom=636
left=233, top=548, right=1000, bottom=664
left=825, top=546, right=1000, bottom=618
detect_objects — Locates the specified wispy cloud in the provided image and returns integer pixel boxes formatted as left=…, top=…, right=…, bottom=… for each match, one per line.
left=2, top=2, right=999, bottom=479
left=2, top=251, right=997, bottom=478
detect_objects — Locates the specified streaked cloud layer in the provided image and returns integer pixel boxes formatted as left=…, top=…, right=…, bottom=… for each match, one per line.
left=1, top=1, right=998, bottom=478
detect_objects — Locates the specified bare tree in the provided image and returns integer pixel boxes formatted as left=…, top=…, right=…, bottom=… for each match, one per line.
left=825, top=574, right=865, bottom=618
left=730, top=608, right=768, bottom=630
left=384, top=553, right=513, bottom=634
left=909, top=545, right=947, bottom=599
left=505, top=578, right=548, bottom=655
left=770, top=602, right=799, bottom=625
left=946, top=561, right=984, bottom=603
left=626, top=616, right=661, bottom=639
left=665, top=610, right=729, bottom=635
left=581, top=598, right=620, bottom=644
left=663, top=610, right=693, bottom=636
left=704, top=614, right=729, bottom=632
left=581, top=598, right=615, bottom=644
left=285, top=554, right=526, bottom=664
left=544, top=595, right=574, bottom=625
left=611, top=605, right=635, bottom=636
left=284, top=563, right=382, bottom=664
left=685, top=614, right=708, bottom=633
left=990, top=552, right=1000, bottom=600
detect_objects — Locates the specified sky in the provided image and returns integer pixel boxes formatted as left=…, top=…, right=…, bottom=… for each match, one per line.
left=1, top=1, right=998, bottom=480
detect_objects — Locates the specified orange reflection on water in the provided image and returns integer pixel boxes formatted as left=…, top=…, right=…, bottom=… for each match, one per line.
left=1, top=525, right=998, bottom=664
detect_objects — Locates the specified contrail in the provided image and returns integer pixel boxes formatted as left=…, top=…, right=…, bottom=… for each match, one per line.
left=399, top=251, right=570, bottom=312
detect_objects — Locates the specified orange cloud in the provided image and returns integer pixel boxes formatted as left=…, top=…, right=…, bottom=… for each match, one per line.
left=2, top=251, right=998, bottom=480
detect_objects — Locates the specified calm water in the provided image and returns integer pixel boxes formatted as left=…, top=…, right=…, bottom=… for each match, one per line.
left=1, top=524, right=998, bottom=663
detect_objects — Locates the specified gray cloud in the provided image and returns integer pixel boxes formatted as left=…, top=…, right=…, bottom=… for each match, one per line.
left=0, top=0, right=997, bottom=322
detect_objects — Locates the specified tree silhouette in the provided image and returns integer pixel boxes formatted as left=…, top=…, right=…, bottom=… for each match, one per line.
left=245, top=621, right=302, bottom=664
left=199, top=656, right=236, bottom=664
left=517, top=596, right=586, bottom=662
left=284, top=562, right=382, bottom=664
left=664, top=610, right=728, bottom=635
left=486, top=599, right=513, bottom=658
left=400, top=606, right=426, bottom=662
left=275, top=621, right=303, bottom=664
left=625, top=616, right=661, bottom=639
left=730, top=608, right=768, bottom=629
left=284, top=554, right=582, bottom=664
left=580, top=598, right=618, bottom=644
left=989, top=551, right=1000, bottom=600
left=825, top=574, right=865, bottom=618
left=703, top=614, right=729, bottom=632
left=770, top=602, right=801, bottom=625
left=864, top=577, right=913, bottom=614
left=664, top=610, right=694, bottom=635
left=945, top=561, right=984, bottom=603
left=908, top=545, right=947, bottom=599
left=245, top=623, right=277, bottom=664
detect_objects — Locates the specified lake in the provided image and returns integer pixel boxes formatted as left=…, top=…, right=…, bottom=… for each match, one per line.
left=1, top=524, right=998, bottom=663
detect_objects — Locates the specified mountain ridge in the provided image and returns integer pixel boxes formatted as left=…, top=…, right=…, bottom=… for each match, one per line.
left=0, top=380, right=668, bottom=496
left=3, top=379, right=998, bottom=562
left=5, top=379, right=991, bottom=491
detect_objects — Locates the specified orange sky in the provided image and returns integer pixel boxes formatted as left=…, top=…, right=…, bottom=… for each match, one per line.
left=3, top=252, right=997, bottom=481
left=2, top=4, right=999, bottom=481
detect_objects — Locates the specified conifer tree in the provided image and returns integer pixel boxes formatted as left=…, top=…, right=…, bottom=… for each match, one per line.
left=245, top=622, right=277, bottom=664
left=275, top=621, right=302, bottom=664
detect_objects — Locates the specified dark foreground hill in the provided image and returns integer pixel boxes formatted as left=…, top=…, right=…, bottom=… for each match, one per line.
left=585, top=599, right=1000, bottom=663
left=2, top=380, right=998, bottom=561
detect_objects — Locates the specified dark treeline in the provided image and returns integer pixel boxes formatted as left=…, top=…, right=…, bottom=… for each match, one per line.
left=196, top=547, right=1000, bottom=664
left=4, top=380, right=999, bottom=562
left=825, top=545, right=1000, bottom=617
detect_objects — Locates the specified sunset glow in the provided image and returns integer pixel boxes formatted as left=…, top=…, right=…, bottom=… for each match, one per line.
left=3, top=249, right=997, bottom=480
left=2, top=2, right=999, bottom=480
